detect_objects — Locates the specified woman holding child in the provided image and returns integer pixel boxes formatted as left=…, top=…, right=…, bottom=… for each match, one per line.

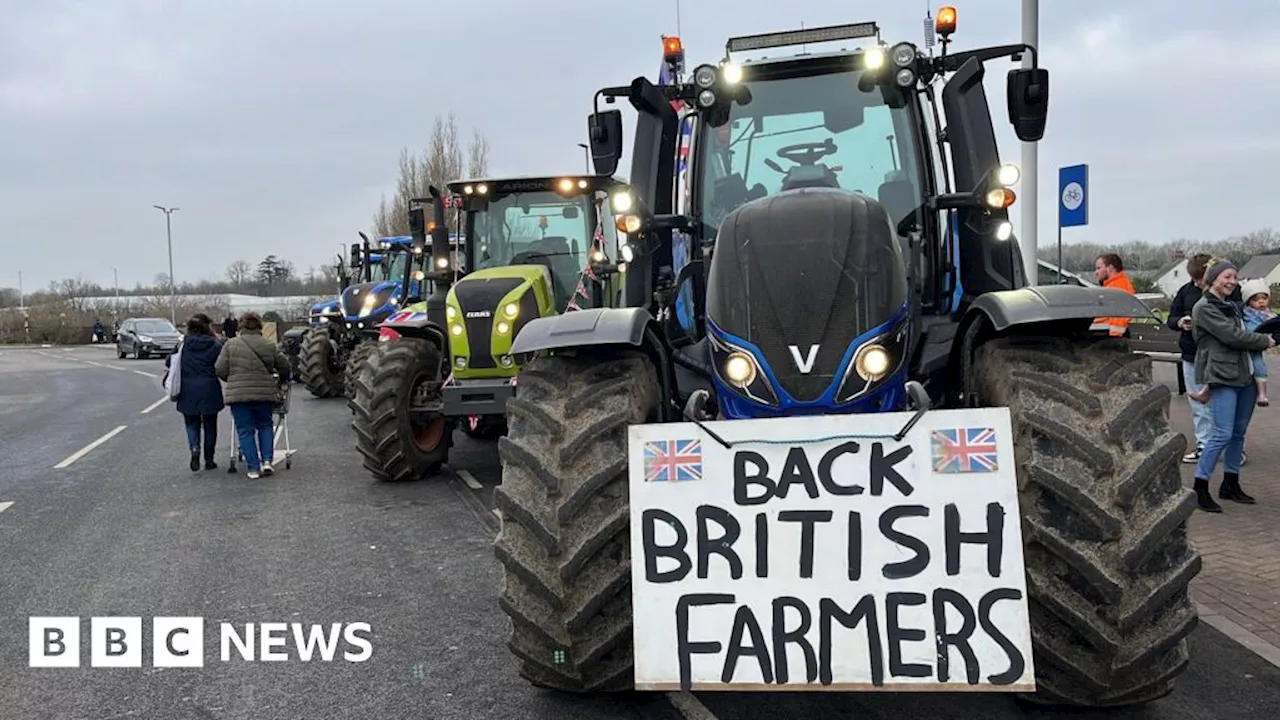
left=1188, top=260, right=1276, bottom=512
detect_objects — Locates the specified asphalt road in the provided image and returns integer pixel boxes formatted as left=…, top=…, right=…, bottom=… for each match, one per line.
left=1, top=344, right=1278, bottom=720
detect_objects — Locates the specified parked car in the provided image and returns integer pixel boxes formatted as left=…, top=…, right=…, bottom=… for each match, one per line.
left=116, top=317, right=182, bottom=359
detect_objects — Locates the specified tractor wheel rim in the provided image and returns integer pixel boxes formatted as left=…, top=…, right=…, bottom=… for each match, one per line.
left=409, top=370, right=445, bottom=452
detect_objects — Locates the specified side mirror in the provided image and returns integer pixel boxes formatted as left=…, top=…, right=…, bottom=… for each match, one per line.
left=349, top=243, right=362, bottom=268
left=1006, top=68, right=1049, bottom=142
left=587, top=109, right=623, bottom=176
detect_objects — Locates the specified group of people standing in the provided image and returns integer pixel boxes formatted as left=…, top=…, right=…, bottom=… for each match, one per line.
left=1167, top=254, right=1277, bottom=513
left=163, top=312, right=292, bottom=479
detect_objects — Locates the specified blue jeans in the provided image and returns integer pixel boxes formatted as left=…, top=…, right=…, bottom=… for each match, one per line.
left=230, top=402, right=274, bottom=471
left=1195, top=383, right=1259, bottom=479
left=1181, top=361, right=1211, bottom=447
left=183, top=413, right=218, bottom=461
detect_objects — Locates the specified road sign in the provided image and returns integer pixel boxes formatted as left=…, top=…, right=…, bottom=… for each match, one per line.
left=1058, top=164, right=1088, bottom=228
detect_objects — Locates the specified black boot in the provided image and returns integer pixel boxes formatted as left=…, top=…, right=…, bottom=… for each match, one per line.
left=1219, top=472, right=1256, bottom=504
left=1195, top=478, right=1223, bottom=512
left=189, top=448, right=200, bottom=472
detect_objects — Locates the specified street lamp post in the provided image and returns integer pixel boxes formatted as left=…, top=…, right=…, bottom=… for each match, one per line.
left=153, top=205, right=179, bottom=324
left=577, top=143, right=590, bottom=173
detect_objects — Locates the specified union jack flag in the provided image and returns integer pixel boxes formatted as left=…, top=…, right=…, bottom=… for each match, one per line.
left=930, top=427, right=999, bottom=474
left=644, top=439, right=703, bottom=482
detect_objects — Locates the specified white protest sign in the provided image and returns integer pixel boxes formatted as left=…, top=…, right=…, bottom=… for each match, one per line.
left=627, top=407, right=1034, bottom=692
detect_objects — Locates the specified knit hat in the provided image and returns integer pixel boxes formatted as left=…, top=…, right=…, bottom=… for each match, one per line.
left=1241, top=277, right=1271, bottom=303
left=1204, top=260, right=1237, bottom=288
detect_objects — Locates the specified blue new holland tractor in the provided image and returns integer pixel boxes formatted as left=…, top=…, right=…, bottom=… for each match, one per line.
left=491, top=15, right=1199, bottom=709
left=298, top=234, right=428, bottom=399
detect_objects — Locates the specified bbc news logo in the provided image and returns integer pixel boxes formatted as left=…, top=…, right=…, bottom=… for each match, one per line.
left=29, top=617, right=373, bottom=667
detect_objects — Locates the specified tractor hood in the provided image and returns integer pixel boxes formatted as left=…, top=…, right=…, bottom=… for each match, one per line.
left=341, top=280, right=402, bottom=322
left=447, top=265, right=553, bottom=374
left=705, top=188, right=909, bottom=403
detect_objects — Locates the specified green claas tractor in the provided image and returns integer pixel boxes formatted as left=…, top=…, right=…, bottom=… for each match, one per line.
left=490, top=15, right=1200, bottom=710
left=348, top=176, right=627, bottom=481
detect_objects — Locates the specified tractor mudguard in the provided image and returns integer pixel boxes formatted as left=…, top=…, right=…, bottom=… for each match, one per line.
left=509, top=307, right=656, bottom=355
left=965, top=284, right=1155, bottom=332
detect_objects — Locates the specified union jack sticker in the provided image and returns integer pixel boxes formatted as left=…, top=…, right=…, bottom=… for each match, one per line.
left=930, top=427, right=999, bottom=474
left=643, top=439, right=703, bottom=482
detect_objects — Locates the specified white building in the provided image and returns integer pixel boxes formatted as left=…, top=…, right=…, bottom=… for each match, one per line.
left=1237, top=255, right=1280, bottom=286
left=1153, top=258, right=1191, bottom=297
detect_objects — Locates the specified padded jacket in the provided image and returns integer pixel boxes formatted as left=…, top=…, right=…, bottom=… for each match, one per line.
left=214, top=330, right=291, bottom=404
left=1192, top=291, right=1272, bottom=388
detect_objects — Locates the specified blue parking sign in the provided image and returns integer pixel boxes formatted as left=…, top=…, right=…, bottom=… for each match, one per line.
left=1058, top=164, right=1088, bottom=228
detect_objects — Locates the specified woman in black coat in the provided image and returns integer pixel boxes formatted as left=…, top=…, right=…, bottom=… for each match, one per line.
left=166, top=314, right=226, bottom=471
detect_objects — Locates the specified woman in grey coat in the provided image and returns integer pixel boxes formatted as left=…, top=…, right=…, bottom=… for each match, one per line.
left=1190, top=260, right=1277, bottom=512
left=215, top=312, right=291, bottom=479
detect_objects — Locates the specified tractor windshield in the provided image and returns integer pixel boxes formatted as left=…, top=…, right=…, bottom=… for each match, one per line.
left=378, top=252, right=409, bottom=283
left=471, top=191, right=594, bottom=309
left=698, top=64, right=926, bottom=241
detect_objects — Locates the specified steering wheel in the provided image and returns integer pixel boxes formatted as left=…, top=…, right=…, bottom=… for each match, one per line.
left=776, top=138, right=837, bottom=167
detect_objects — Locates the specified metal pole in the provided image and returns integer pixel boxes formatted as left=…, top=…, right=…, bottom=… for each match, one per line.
left=154, top=205, right=179, bottom=324
left=1020, top=0, right=1039, bottom=286
left=17, top=270, right=23, bottom=310
left=578, top=143, right=590, bottom=173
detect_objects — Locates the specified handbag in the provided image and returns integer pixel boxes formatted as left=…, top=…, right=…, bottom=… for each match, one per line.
left=246, top=341, right=287, bottom=406
left=164, top=343, right=184, bottom=401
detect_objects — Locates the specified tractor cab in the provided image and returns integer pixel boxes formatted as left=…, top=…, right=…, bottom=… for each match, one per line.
left=446, top=175, right=624, bottom=312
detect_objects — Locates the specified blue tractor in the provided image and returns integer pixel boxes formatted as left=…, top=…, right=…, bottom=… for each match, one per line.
left=491, top=17, right=1198, bottom=709
left=297, top=234, right=428, bottom=398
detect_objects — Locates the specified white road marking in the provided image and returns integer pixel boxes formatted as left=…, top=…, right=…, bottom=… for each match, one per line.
left=54, top=425, right=128, bottom=468
left=140, top=396, right=169, bottom=414
left=84, top=361, right=106, bottom=367
left=491, top=508, right=502, bottom=519
left=458, top=470, right=482, bottom=490
left=110, top=366, right=129, bottom=372
left=667, top=691, right=719, bottom=720
left=133, top=370, right=158, bottom=378
left=0, top=501, right=13, bottom=514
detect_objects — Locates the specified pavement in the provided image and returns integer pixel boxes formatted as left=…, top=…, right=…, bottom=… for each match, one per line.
left=0, top=344, right=1278, bottom=719
left=1158, top=355, right=1280, bottom=664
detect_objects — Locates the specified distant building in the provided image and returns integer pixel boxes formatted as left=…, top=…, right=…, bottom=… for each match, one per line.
left=1237, top=255, right=1280, bottom=286
left=1153, top=257, right=1191, bottom=297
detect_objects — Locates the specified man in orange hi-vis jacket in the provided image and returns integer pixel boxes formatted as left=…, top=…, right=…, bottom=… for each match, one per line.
left=1092, top=252, right=1137, bottom=336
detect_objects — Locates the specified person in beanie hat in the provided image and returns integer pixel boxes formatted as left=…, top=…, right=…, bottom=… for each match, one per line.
left=1240, top=277, right=1275, bottom=406
left=1188, top=260, right=1276, bottom=512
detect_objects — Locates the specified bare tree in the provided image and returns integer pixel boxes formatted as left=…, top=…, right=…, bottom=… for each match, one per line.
left=227, top=260, right=253, bottom=286
left=372, top=114, right=491, bottom=237
left=469, top=127, right=490, bottom=178
left=54, top=276, right=95, bottom=313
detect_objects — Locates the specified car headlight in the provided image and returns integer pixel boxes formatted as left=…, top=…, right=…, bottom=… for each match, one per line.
left=834, top=317, right=909, bottom=404
left=708, top=331, right=778, bottom=406
left=138, top=335, right=153, bottom=342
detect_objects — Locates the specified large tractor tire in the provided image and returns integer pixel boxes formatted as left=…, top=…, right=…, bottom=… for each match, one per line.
left=971, top=334, right=1201, bottom=708
left=343, top=340, right=378, bottom=400
left=349, top=337, right=451, bottom=482
left=299, top=327, right=343, bottom=399
left=492, top=350, right=659, bottom=691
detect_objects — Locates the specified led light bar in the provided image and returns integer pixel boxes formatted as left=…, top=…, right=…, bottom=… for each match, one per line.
left=726, top=21, right=880, bottom=53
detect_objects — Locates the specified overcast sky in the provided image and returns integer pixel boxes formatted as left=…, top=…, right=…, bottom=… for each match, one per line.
left=2, top=0, right=1276, bottom=292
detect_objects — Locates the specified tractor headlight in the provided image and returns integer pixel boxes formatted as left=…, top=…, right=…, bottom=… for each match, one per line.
left=502, top=302, right=518, bottom=319
left=455, top=356, right=467, bottom=369
left=721, top=62, right=743, bottom=84
left=892, top=43, right=916, bottom=67
left=436, top=257, right=449, bottom=269
left=855, top=344, right=891, bottom=380
left=996, top=163, right=1020, bottom=187
left=693, top=64, right=717, bottom=88
left=697, top=89, right=716, bottom=108
left=895, top=68, right=916, bottom=87
left=497, top=321, right=511, bottom=334
left=864, top=47, right=886, bottom=70
left=621, top=243, right=635, bottom=263
left=447, top=305, right=457, bottom=320
left=450, top=323, right=463, bottom=336
left=611, top=190, right=633, bottom=214
left=834, top=316, right=910, bottom=404
left=499, top=355, right=514, bottom=368
left=995, top=221, right=1014, bottom=241
left=723, top=352, right=755, bottom=388
left=708, top=332, right=778, bottom=406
